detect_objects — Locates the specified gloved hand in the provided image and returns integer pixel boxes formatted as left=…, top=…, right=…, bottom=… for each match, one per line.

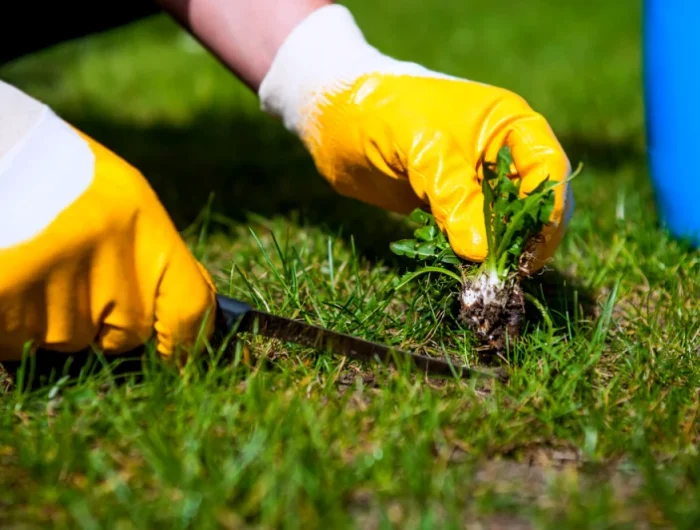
left=0, top=81, right=216, bottom=362
left=259, top=4, right=573, bottom=272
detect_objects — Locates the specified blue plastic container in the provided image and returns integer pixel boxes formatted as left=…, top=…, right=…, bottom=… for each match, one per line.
left=643, top=0, right=700, bottom=247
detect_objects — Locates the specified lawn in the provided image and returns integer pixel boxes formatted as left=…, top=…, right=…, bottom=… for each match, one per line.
left=1, top=0, right=699, bottom=528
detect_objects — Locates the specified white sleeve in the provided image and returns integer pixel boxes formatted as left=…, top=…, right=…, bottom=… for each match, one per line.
left=257, top=4, right=454, bottom=136
left=0, top=80, right=47, bottom=160
left=0, top=81, right=95, bottom=248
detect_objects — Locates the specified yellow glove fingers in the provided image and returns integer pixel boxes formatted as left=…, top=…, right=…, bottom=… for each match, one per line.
left=0, top=197, right=152, bottom=358
left=78, top=133, right=164, bottom=355
left=506, top=114, right=572, bottom=271
left=406, top=131, right=489, bottom=262
left=440, top=186, right=490, bottom=263
left=152, top=239, right=217, bottom=362
left=443, top=93, right=571, bottom=269
left=77, top=131, right=217, bottom=360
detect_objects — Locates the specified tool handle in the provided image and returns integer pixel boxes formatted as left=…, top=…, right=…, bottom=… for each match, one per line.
left=214, top=294, right=253, bottom=331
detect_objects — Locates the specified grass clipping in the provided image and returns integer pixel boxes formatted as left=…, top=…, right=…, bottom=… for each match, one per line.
left=391, top=146, right=564, bottom=351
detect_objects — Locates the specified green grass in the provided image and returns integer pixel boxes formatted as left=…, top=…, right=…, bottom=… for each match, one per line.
left=1, top=0, right=699, bottom=528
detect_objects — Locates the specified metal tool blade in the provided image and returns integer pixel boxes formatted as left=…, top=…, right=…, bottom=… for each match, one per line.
left=215, top=294, right=502, bottom=381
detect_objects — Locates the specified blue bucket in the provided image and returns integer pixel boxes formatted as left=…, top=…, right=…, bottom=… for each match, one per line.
left=643, top=0, right=700, bottom=247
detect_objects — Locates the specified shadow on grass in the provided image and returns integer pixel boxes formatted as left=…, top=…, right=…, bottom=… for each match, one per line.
left=0, top=335, right=247, bottom=393
left=560, top=132, right=646, bottom=173
left=67, top=113, right=415, bottom=266
left=59, top=112, right=646, bottom=264
left=0, top=349, right=145, bottom=394
left=523, top=267, right=600, bottom=335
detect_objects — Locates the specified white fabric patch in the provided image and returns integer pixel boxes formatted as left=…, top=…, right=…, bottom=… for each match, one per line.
left=0, top=81, right=94, bottom=249
left=0, top=81, right=46, bottom=160
left=258, top=4, right=463, bottom=136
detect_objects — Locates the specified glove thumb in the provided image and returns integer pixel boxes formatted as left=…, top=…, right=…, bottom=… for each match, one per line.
left=153, top=239, right=217, bottom=364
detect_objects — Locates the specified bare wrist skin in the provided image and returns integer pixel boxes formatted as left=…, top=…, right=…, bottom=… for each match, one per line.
left=156, top=0, right=333, bottom=91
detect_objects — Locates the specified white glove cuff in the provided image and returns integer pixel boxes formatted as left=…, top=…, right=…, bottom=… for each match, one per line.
left=258, top=4, right=441, bottom=136
left=0, top=81, right=94, bottom=248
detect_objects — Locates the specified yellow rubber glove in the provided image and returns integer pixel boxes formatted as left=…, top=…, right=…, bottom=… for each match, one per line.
left=0, top=82, right=216, bottom=362
left=259, top=5, right=573, bottom=271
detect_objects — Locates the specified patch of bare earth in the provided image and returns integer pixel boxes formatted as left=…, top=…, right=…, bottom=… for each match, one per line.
left=348, top=445, right=649, bottom=529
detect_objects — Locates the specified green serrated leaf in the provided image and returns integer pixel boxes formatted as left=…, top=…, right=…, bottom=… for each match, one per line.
left=539, top=200, right=555, bottom=224
left=507, top=199, right=524, bottom=216
left=390, top=239, right=418, bottom=257
left=501, top=177, right=519, bottom=197
left=389, top=144, right=567, bottom=280
left=409, top=208, right=433, bottom=226
left=415, top=241, right=439, bottom=259
left=481, top=158, right=499, bottom=271
left=436, top=238, right=452, bottom=250
left=441, top=254, right=462, bottom=266
left=497, top=145, right=513, bottom=173
left=414, top=225, right=439, bottom=242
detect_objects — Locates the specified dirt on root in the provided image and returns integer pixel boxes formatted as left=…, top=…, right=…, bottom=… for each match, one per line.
left=458, top=275, right=525, bottom=352
left=0, top=363, right=13, bottom=395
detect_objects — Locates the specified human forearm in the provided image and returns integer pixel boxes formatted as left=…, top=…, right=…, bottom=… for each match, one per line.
left=156, top=0, right=332, bottom=91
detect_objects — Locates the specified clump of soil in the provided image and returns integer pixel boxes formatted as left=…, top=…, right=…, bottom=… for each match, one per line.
left=458, top=273, right=525, bottom=351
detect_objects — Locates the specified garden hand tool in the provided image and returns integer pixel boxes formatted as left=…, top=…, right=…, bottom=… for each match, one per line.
left=213, top=294, right=504, bottom=381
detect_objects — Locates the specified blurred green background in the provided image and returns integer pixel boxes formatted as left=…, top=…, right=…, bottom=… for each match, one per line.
left=0, top=0, right=647, bottom=261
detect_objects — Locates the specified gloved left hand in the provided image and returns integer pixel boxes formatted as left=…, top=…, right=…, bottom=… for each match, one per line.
left=259, top=4, right=573, bottom=272
left=0, top=81, right=216, bottom=362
